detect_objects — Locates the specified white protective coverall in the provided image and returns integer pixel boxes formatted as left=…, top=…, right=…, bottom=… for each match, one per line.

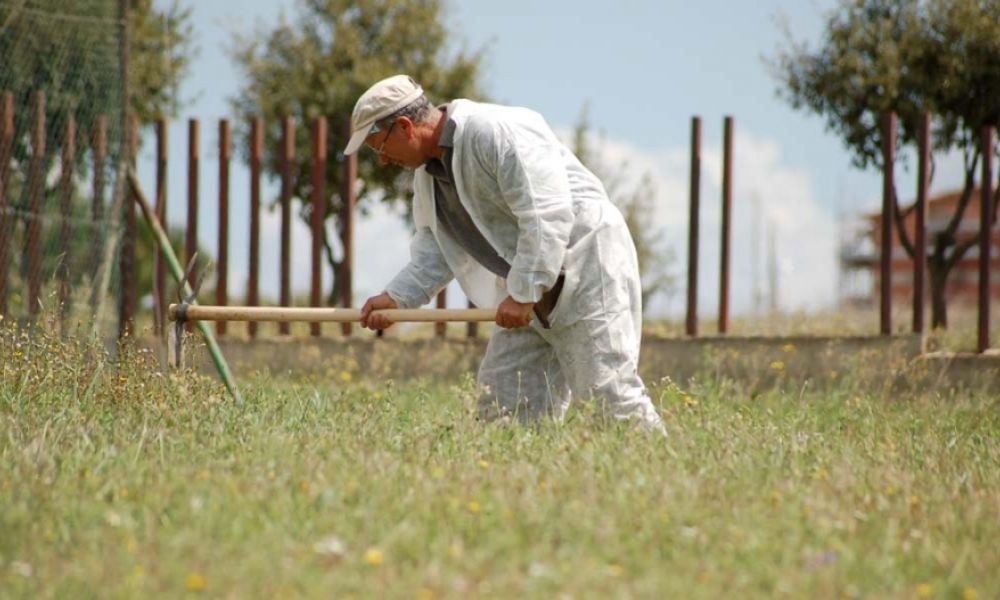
left=384, top=99, right=664, bottom=432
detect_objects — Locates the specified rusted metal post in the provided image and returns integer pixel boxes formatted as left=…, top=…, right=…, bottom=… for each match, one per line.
left=154, top=118, right=168, bottom=336
left=120, top=117, right=138, bottom=337
left=913, top=112, right=929, bottom=335
left=978, top=125, right=994, bottom=353
left=340, top=117, right=356, bottom=337
left=467, top=299, right=478, bottom=338
left=686, top=116, right=701, bottom=337
left=27, top=91, right=45, bottom=317
left=59, top=116, right=76, bottom=321
left=880, top=112, right=896, bottom=336
left=280, top=116, right=294, bottom=335
left=435, top=290, right=447, bottom=338
left=89, top=117, right=107, bottom=284
left=0, top=92, right=13, bottom=317
left=186, top=118, right=199, bottom=332
left=117, top=0, right=132, bottom=339
left=310, top=117, right=327, bottom=337
left=248, top=117, right=262, bottom=338
left=216, top=119, right=231, bottom=336
left=719, top=116, right=733, bottom=334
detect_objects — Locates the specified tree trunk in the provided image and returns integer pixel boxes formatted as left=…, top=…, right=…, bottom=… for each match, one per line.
left=922, top=168, right=982, bottom=330
left=327, top=256, right=343, bottom=307
left=928, top=253, right=948, bottom=329
left=322, top=213, right=344, bottom=307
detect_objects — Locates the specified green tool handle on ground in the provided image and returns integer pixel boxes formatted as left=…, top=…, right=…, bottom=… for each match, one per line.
left=127, top=168, right=243, bottom=405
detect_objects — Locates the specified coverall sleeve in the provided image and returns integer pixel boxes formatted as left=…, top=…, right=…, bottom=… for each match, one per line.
left=384, top=226, right=454, bottom=309
left=477, top=121, right=574, bottom=303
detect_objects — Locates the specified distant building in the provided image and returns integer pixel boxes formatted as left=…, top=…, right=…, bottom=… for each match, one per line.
left=839, top=188, right=1000, bottom=307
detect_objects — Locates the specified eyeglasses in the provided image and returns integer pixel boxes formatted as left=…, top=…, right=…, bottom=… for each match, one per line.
left=370, top=119, right=397, bottom=156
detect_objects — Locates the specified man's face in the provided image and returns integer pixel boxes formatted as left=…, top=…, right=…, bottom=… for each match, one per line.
left=365, top=118, right=424, bottom=170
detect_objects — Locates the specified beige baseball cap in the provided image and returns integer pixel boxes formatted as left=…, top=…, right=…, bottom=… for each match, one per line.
left=343, top=74, right=424, bottom=155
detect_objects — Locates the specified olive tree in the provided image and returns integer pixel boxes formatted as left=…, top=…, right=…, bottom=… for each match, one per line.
left=769, top=0, right=1000, bottom=327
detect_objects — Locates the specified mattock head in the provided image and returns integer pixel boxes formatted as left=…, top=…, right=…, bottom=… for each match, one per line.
left=178, top=252, right=198, bottom=303
left=177, top=252, right=213, bottom=305
left=172, top=252, right=212, bottom=370
left=189, top=263, right=211, bottom=303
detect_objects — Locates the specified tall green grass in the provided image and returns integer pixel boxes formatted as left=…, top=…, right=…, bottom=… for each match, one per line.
left=2, top=319, right=998, bottom=598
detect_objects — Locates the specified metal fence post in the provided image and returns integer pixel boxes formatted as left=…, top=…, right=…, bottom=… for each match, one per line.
left=880, top=112, right=896, bottom=335
left=436, top=290, right=447, bottom=338
left=280, top=116, right=294, bottom=336
left=185, top=118, right=199, bottom=332
left=248, top=117, right=262, bottom=338
left=0, top=92, right=14, bottom=317
left=120, top=116, right=138, bottom=336
left=310, top=117, right=327, bottom=337
left=59, top=116, right=76, bottom=322
left=719, top=116, right=733, bottom=334
left=217, top=119, right=231, bottom=335
left=153, top=119, right=168, bottom=336
left=978, top=125, right=994, bottom=353
left=27, top=91, right=45, bottom=317
left=467, top=299, right=478, bottom=339
left=340, top=117, right=356, bottom=337
left=686, top=116, right=701, bottom=337
left=913, top=112, right=929, bottom=334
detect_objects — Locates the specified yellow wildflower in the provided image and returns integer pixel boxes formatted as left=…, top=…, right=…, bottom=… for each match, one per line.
left=185, top=573, right=207, bottom=592
left=915, top=583, right=932, bottom=598
left=467, top=501, right=481, bottom=514
left=364, top=548, right=384, bottom=566
left=416, top=587, right=437, bottom=600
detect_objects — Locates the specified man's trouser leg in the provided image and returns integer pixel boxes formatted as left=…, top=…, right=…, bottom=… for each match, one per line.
left=476, top=326, right=570, bottom=423
left=538, top=303, right=665, bottom=433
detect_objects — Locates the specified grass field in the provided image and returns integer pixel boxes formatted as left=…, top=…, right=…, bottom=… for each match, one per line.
left=2, top=319, right=999, bottom=599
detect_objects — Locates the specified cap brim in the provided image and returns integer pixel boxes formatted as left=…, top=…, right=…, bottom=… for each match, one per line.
left=343, top=125, right=373, bottom=155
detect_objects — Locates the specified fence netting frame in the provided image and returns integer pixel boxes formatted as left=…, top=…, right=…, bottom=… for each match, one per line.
left=0, top=0, right=130, bottom=340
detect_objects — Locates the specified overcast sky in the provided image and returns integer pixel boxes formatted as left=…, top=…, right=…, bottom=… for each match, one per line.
left=140, top=0, right=968, bottom=318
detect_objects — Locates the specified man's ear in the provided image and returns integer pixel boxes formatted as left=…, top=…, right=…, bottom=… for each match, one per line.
left=396, top=116, right=415, bottom=137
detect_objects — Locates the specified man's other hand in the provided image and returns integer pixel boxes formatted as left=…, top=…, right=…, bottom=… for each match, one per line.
left=496, top=295, right=535, bottom=329
left=360, top=292, right=399, bottom=330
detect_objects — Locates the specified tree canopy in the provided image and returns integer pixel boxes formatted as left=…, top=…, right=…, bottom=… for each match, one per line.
left=228, top=0, right=488, bottom=303
left=770, top=0, right=1000, bottom=171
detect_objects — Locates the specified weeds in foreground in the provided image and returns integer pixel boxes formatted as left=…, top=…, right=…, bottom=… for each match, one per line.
left=1, top=320, right=998, bottom=598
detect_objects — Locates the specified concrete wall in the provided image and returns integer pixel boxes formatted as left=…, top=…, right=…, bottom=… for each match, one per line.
left=162, top=332, right=1000, bottom=394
